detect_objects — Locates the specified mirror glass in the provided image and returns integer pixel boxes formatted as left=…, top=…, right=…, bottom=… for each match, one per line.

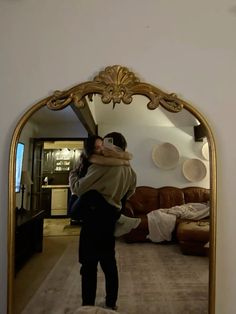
left=8, top=65, right=216, bottom=314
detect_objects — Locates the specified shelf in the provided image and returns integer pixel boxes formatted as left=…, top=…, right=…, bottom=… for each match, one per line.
left=42, top=185, right=70, bottom=188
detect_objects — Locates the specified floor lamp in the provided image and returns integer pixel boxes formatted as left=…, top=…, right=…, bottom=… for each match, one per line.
left=19, top=170, right=33, bottom=212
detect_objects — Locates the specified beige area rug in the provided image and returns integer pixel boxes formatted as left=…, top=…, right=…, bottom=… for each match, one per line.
left=43, top=218, right=81, bottom=236
left=21, top=238, right=208, bottom=314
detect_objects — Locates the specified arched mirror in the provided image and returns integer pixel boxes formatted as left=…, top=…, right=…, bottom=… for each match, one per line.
left=8, top=65, right=216, bottom=314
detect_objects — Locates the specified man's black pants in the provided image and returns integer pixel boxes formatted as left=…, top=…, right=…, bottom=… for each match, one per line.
left=80, top=249, right=118, bottom=307
left=77, top=190, right=119, bottom=308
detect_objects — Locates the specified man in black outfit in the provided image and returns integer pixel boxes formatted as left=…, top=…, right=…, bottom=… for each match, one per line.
left=78, top=190, right=119, bottom=309
left=69, top=132, right=137, bottom=310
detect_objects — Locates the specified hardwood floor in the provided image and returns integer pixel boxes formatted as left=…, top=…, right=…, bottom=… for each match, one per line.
left=14, top=235, right=79, bottom=314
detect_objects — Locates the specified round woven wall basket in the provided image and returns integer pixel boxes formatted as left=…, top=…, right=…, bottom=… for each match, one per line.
left=152, top=142, right=180, bottom=170
left=201, top=142, right=209, bottom=160
left=182, top=158, right=207, bottom=182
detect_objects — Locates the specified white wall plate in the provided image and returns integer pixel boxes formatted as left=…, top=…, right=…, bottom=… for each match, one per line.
left=152, top=142, right=180, bottom=170
left=182, top=158, right=207, bottom=182
left=201, top=142, right=209, bottom=160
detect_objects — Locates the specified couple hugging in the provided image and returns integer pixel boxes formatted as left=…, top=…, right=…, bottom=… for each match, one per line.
left=69, top=132, right=140, bottom=310
left=69, top=132, right=141, bottom=237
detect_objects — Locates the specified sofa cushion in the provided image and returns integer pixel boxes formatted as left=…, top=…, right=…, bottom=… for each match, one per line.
left=158, top=187, right=185, bottom=209
left=128, top=186, right=159, bottom=214
left=183, top=187, right=210, bottom=204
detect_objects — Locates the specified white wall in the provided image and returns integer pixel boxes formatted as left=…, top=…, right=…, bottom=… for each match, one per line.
left=1, top=1, right=236, bottom=313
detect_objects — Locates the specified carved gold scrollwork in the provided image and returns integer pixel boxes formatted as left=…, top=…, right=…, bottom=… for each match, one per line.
left=46, top=90, right=83, bottom=110
left=93, top=65, right=139, bottom=107
left=46, top=65, right=184, bottom=112
left=159, top=93, right=184, bottom=112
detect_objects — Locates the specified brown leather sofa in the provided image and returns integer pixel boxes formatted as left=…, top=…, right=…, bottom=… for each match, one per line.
left=121, top=186, right=210, bottom=255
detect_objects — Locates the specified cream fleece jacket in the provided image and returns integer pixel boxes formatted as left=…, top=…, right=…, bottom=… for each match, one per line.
left=69, top=164, right=137, bottom=209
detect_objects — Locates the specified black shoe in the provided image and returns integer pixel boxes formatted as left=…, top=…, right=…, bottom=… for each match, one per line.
left=99, top=301, right=118, bottom=311
left=106, top=305, right=118, bottom=311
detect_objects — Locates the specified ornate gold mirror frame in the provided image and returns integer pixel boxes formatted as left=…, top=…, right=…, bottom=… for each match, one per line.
left=8, top=65, right=217, bottom=314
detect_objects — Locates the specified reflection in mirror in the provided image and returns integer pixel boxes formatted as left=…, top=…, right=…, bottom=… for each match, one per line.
left=8, top=65, right=216, bottom=314
left=87, top=94, right=210, bottom=188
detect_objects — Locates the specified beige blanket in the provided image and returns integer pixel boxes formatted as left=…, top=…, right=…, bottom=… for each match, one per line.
left=147, top=203, right=209, bottom=243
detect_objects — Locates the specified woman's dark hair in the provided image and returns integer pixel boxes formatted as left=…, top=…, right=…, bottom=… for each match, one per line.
left=103, top=132, right=127, bottom=151
left=78, top=135, right=103, bottom=178
left=83, top=135, right=103, bottom=158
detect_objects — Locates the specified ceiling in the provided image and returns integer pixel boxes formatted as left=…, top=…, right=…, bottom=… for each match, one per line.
left=30, top=105, right=80, bottom=124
